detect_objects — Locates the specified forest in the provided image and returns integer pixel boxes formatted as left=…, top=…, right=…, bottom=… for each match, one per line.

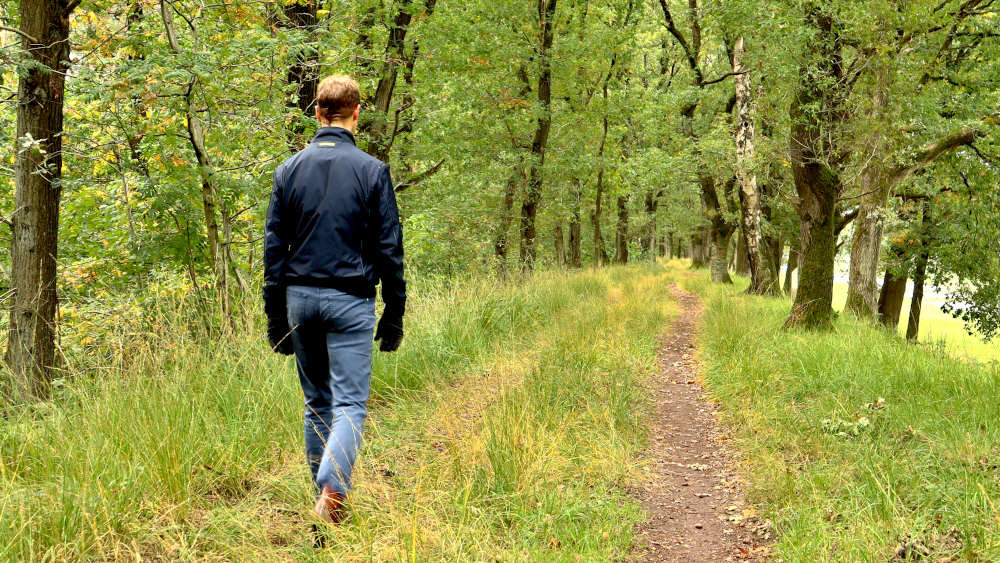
left=2, top=0, right=1000, bottom=560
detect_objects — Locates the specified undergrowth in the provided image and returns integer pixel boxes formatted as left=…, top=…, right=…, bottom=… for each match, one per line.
left=1, top=264, right=676, bottom=561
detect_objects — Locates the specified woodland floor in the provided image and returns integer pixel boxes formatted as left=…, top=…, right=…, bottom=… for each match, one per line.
left=631, top=285, right=771, bottom=562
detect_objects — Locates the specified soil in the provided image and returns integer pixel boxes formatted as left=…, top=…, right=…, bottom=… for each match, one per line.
left=631, top=284, right=771, bottom=562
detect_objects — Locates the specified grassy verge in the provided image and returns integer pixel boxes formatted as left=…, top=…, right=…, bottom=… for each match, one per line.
left=684, top=270, right=1000, bottom=561
left=1, top=264, right=676, bottom=561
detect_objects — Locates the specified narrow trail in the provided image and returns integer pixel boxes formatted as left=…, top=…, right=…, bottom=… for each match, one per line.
left=632, top=284, right=769, bottom=562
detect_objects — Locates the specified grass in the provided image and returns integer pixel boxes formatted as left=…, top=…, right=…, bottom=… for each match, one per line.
left=686, top=271, right=1000, bottom=561
left=829, top=283, right=1000, bottom=364
left=0, top=264, right=677, bottom=561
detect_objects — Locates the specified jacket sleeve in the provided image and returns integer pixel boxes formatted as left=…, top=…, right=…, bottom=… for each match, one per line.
left=263, top=168, right=289, bottom=300
left=372, top=164, right=406, bottom=318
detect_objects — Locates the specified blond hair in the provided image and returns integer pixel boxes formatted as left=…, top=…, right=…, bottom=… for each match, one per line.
left=316, top=74, right=360, bottom=123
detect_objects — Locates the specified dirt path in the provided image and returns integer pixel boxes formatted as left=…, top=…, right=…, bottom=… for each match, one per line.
left=632, top=285, right=769, bottom=562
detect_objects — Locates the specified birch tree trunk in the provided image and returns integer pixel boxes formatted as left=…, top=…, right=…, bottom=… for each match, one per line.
left=732, top=36, right=778, bottom=295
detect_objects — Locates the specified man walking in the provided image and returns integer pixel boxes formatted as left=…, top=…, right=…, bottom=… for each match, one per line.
left=263, top=74, right=406, bottom=524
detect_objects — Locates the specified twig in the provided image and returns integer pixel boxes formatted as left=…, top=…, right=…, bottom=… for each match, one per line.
left=0, top=25, right=39, bottom=44
left=395, top=159, right=445, bottom=192
left=700, top=70, right=747, bottom=86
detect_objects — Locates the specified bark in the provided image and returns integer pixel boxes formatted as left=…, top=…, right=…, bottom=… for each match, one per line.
left=592, top=176, right=608, bottom=267
left=643, top=190, right=658, bottom=256
left=553, top=223, right=566, bottom=266
left=735, top=236, right=749, bottom=275
left=518, top=0, right=558, bottom=270
left=493, top=167, right=522, bottom=274
left=784, top=8, right=845, bottom=330
left=615, top=195, right=629, bottom=264
left=783, top=242, right=799, bottom=295
left=6, top=0, right=77, bottom=398
left=906, top=202, right=932, bottom=340
left=568, top=182, right=583, bottom=268
left=771, top=238, right=783, bottom=281
left=702, top=176, right=734, bottom=284
left=690, top=228, right=709, bottom=268
left=732, top=35, right=778, bottom=294
left=709, top=225, right=734, bottom=284
left=877, top=268, right=908, bottom=331
left=282, top=0, right=319, bottom=151
left=907, top=251, right=928, bottom=341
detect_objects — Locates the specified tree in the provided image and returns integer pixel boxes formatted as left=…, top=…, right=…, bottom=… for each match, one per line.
left=783, top=5, right=850, bottom=329
left=731, top=35, right=778, bottom=295
left=518, top=0, right=559, bottom=270
left=6, top=0, right=81, bottom=398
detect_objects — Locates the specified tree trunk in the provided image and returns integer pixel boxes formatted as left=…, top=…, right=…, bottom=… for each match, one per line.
left=554, top=223, right=566, bottom=266
left=701, top=176, right=733, bottom=284
left=735, top=236, right=749, bottom=275
left=643, top=190, right=658, bottom=257
left=772, top=238, right=784, bottom=281
left=906, top=202, right=932, bottom=340
left=784, top=8, right=844, bottom=330
left=282, top=0, right=319, bottom=151
left=783, top=242, right=798, bottom=295
left=709, top=225, right=734, bottom=284
left=732, top=35, right=778, bottom=294
left=615, top=195, right=629, bottom=264
left=493, top=167, right=522, bottom=275
left=518, top=0, right=558, bottom=270
left=878, top=269, right=907, bottom=331
left=6, top=0, right=76, bottom=398
left=907, top=252, right=928, bottom=341
left=690, top=228, right=709, bottom=268
left=567, top=182, right=583, bottom=268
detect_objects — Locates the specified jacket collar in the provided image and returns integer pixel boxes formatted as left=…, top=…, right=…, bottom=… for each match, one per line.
left=312, top=127, right=356, bottom=146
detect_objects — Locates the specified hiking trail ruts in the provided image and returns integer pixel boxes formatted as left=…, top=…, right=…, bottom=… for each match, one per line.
left=631, top=284, right=771, bottom=562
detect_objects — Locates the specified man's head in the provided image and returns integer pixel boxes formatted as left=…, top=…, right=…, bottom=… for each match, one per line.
left=315, top=74, right=361, bottom=132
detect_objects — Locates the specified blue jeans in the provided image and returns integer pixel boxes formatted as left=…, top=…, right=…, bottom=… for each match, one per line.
left=286, top=285, right=375, bottom=497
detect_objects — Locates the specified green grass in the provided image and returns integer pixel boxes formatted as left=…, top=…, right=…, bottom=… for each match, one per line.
left=1, top=264, right=677, bottom=561
left=830, top=282, right=1000, bottom=363
left=687, top=271, right=1000, bottom=561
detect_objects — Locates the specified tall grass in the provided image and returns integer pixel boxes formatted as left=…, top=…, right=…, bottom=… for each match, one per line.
left=2, top=265, right=676, bottom=560
left=685, top=274, right=1000, bottom=561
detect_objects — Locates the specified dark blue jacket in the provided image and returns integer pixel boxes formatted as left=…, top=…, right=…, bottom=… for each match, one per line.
left=264, top=127, right=405, bottom=318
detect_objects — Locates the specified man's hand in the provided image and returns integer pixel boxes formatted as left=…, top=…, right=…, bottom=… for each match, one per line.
left=264, top=285, right=294, bottom=356
left=267, top=319, right=294, bottom=355
left=374, top=314, right=403, bottom=352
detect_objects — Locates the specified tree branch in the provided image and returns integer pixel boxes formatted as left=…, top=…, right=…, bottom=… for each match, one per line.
left=701, top=70, right=746, bottom=86
left=888, top=127, right=984, bottom=185
left=394, top=159, right=445, bottom=192
left=0, top=25, right=39, bottom=43
left=657, top=0, right=703, bottom=84
left=835, top=206, right=859, bottom=236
